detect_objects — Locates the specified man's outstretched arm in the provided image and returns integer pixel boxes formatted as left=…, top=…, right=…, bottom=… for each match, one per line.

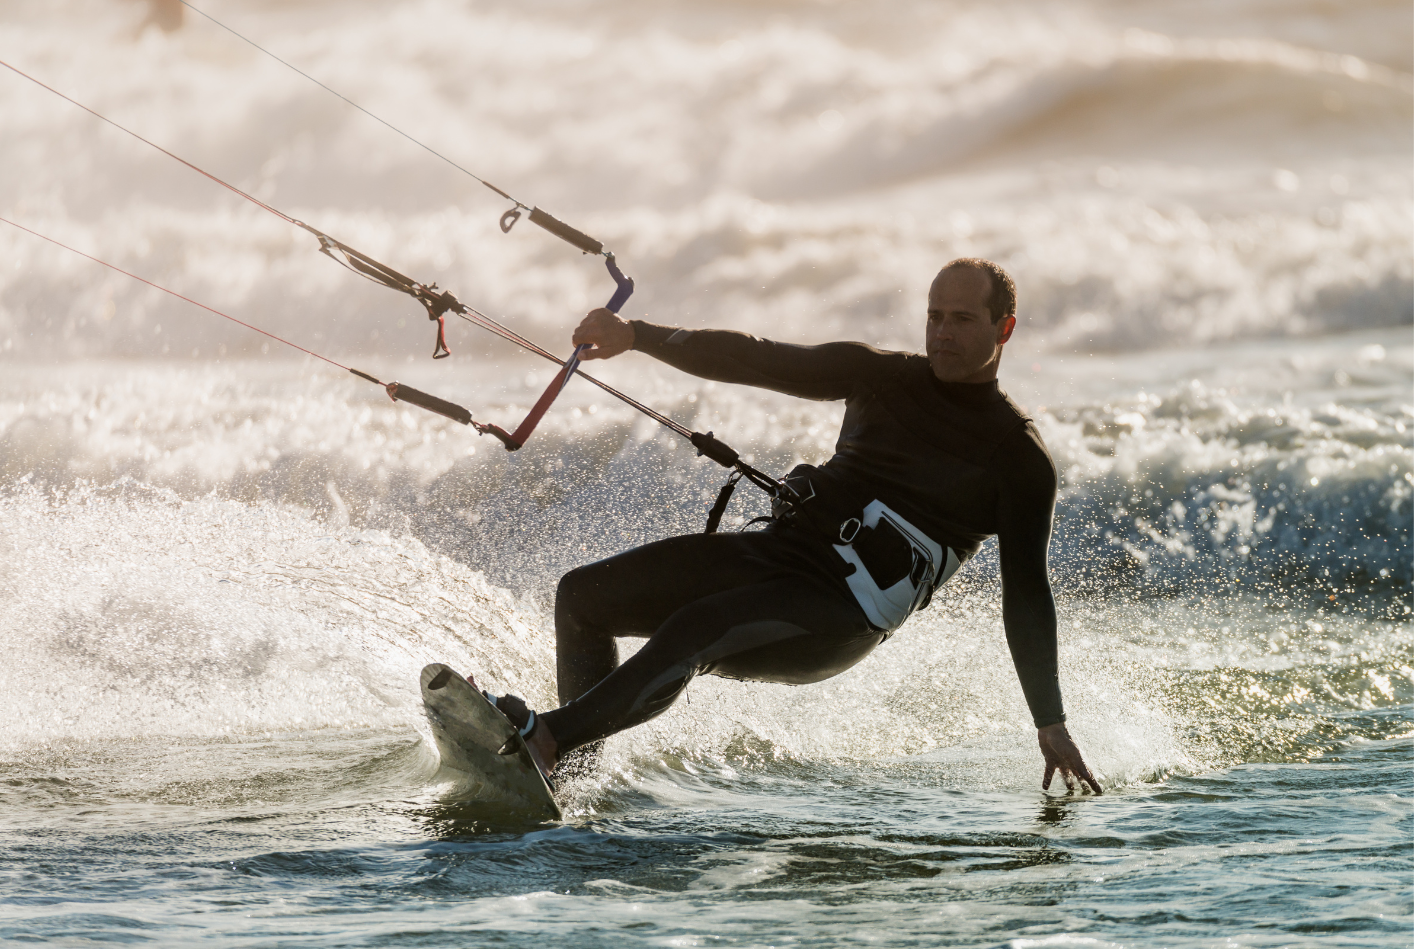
left=572, top=308, right=895, bottom=401
left=995, top=425, right=1102, bottom=795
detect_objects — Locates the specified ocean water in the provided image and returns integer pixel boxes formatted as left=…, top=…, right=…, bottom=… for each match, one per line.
left=0, top=0, right=1410, bottom=946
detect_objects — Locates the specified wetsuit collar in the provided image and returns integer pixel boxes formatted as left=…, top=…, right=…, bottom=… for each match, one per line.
left=926, top=368, right=1005, bottom=404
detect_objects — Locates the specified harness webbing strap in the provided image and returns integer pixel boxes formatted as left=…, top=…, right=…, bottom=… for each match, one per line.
left=703, top=471, right=743, bottom=534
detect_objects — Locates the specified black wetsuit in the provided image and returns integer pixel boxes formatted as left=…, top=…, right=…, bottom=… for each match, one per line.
left=537, top=322, right=1063, bottom=755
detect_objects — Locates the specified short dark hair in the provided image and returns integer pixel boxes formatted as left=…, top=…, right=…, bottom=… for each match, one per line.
left=938, top=258, right=1016, bottom=324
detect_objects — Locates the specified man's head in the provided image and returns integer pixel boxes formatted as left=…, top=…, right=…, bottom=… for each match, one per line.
left=925, top=258, right=1017, bottom=384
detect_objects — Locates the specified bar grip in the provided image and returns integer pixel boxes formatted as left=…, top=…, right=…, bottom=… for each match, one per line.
left=529, top=207, right=603, bottom=255
left=385, top=382, right=472, bottom=426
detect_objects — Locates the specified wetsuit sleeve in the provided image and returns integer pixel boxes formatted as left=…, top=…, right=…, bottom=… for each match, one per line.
left=994, top=422, right=1065, bottom=728
left=629, top=320, right=892, bottom=401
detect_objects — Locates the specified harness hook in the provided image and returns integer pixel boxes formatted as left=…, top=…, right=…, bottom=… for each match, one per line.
left=499, top=207, right=522, bottom=234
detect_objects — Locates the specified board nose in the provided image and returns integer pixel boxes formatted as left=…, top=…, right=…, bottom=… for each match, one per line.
left=421, top=663, right=456, bottom=691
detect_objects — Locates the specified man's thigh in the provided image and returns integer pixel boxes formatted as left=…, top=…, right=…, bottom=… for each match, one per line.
left=560, top=530, right=803, bottom=637
left=545, top=574, right=880, bottom=752
left=632, top=575, right=881, bottom=688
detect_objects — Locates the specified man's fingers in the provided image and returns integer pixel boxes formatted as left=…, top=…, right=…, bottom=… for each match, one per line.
left=572, top=309, right=608, bottom=344
left=571, top=308, right=631, bottom=361
left=1061, top=760, right=1103, bottom=796
left=1037, top=726, right=1103, bottom=797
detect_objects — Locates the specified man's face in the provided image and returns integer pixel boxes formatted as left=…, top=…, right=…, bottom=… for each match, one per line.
left=925, top=267, right=1015, bottom=383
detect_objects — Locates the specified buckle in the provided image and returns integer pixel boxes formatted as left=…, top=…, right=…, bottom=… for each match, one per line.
left=838, top=517, right=861, bottom=544
left=910, top=549, right=930, bottom=585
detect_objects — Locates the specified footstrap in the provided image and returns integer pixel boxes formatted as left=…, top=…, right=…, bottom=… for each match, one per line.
left=483, top=690, right=540, bottom=740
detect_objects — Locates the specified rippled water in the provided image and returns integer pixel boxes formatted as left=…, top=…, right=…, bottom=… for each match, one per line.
left=0, top=339, right=1407, bottom=945
left=3, top=731, right=1408, bottom=946
left=1, top=0, right=1411, bottom=945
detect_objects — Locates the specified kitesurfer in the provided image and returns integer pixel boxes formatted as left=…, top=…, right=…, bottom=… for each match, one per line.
left=490, top=258, right=1102, bottom=794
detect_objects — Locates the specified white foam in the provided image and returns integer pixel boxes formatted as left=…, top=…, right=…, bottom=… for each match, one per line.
left=0, top=481, right=556, bottom=753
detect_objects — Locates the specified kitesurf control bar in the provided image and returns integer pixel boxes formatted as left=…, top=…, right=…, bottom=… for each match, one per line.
left=0, top=16, right=683, bottom=458
left=0, top=44, right=792, bottom=515
left=341, top=253, right=626, bottom=451
left=496, top=256, right=633, bottom=448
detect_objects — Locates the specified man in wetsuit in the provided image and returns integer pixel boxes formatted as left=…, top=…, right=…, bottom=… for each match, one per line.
left=497, top=258, right=1101, bottom=794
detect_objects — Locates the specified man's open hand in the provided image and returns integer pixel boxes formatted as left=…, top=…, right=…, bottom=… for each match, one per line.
left=1039, top=722, right=1102, bottom=795
left=572, top=308, right=634, bottom=361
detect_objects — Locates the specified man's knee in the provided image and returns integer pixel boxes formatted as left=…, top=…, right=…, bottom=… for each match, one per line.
left=624, top=669, right=693, bottom=727
left=556, top=564, right=597, bottom=618
left=555, top=564, right=615, bottom=659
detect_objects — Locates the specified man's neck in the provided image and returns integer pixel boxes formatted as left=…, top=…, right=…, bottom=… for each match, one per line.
left=928, top=372, right=1003, bottom=404
left=931, top=351, right=1001, bottom=386
left=932, top=363, right=1000, bottom=386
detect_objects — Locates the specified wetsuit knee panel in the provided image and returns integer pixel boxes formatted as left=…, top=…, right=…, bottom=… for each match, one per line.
left=641, top=674, right=691, bottom=713
left=627, top=663, right=696, bottom=717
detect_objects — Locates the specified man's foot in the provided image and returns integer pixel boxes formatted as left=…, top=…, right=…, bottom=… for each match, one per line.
left=467, top=674, right=559, bottom=782
left=523, top=720, right=559, bottom=781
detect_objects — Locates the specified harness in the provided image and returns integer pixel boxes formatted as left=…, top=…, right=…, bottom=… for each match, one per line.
left=760, top=470, right=963, bottom=631
left=833, top=500, right=962, bottom=631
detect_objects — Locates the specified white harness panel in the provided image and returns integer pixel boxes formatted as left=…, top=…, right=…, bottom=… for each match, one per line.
left=833, top=500, right=961, bottom=631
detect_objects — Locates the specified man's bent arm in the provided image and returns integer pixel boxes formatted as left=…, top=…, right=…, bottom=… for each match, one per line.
left=995, top=425, right=1064, bottom=727
left=629, top=320, right=893, bottom=402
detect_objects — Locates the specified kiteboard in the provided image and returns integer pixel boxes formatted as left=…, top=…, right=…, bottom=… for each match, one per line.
left=419, top=663, right=562, bottom=821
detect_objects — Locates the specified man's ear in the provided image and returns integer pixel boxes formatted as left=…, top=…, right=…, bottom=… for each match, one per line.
left=997, top=315, right=1016, bottom=345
